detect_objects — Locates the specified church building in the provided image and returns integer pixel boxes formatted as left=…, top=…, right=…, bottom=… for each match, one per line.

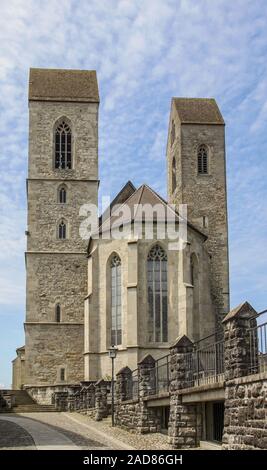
left=12, top=69, right=229, bottom=401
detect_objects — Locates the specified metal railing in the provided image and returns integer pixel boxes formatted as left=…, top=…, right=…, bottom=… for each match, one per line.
left=249, top=318, right=267, bottom=375
left=154, top=354, right=170, bottom=395
left=184, top=339, right=225, bottom=388
left=122, top=310, right=267, bottom=399
left=124, top=368, right=139, bottom=401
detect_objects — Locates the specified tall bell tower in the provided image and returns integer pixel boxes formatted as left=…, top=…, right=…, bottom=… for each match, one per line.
left=25, top=68, right=99, bottom=390
left=167, top=98, right=229, bottom=329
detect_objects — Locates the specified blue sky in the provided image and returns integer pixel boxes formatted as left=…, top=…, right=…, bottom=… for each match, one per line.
left=0, top=0, right=267, bottom=387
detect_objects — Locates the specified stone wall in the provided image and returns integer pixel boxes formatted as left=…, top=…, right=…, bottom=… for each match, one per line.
left=26, top=384, right=80, bottom=405
left=114, top=302, right=267, bottom=450
left=24, top=323, right=84, bottom=388
left=223, top=373, right=267, bottom=449
left=222, top=302, right=267, bottom=450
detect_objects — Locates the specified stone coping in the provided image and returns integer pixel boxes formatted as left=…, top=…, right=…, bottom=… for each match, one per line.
left=143, top=392, right=170, bottom=402
left=119, top=398, right=139, bottom=405
left=24, top=383, right=79, bottom=389
left=227, top=371, right=267, bottom=385
left=174, top=380, right=225, bottom=396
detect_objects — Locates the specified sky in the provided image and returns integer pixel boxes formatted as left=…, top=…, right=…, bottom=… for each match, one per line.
left=0, top=0, right=267, bottom=387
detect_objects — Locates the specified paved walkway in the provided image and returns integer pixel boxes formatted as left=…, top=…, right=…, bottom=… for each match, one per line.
left=0, top=413, right=134, bottom=450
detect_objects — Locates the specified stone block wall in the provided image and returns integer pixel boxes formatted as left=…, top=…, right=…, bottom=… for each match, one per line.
left=223, top=373, right=267, bottom=449
left=222, top=302, right=267, bottom=450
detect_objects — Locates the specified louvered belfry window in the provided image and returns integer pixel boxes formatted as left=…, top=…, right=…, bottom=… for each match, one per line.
left=147, top=244, right=168, bottom=343
left=55, top=121, right=72, bottom=169
left=197, top=144, right=208, bottom=174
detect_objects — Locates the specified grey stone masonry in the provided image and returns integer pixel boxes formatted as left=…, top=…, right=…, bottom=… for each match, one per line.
left=222, top=302, right=267, bottom=450
left=87, top=383, right=96, bottom=409
left=168, top=335, right=200, bottom=449
left=25, top=70, right=99, bottom=390
left=138, top=354, right=156, bottom=398
left=95, top=380, right=108, bottom=421
left=222, top=301, right=258, bottom=381
left=116, top=367, right=132, bottom=403
left=54, top=391, right=68, bottom=411
left=115, top=357, right=160, bottom=434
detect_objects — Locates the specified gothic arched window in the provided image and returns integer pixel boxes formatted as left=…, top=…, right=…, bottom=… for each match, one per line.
left=111, top=255, right=122, bottom=346
left=58, top=185, right=67, bottom=204
left=147, top=244, right=168, bottom=343
left=55, top=304, right=61, bottom=322
left=58, top=219, right=67, bottom=239
left=55, top=120, right=72, bottom=169
left=172, top=157, right=177, bottom=192
left=197, top=144, right=208, bottom=174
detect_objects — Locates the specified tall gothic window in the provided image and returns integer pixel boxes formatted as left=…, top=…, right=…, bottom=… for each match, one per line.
left=58, top=185, right=67, bottom=204
left=111, top=255, right=122, bottom=346
left=55, top=121, right=72, bottom=169
left=147, top=244, right=168, bottom=343
left=197, top=144, right=208, bottom=174
left=58, top=219, right=67, bottom=239
left=55, top=304, right=61, bottom=322
left=172, top=157, right=177, bottom=192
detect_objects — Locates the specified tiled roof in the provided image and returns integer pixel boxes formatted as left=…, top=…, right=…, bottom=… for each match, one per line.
left=173, top=98, right=224, bottom=124
left=29, top=68, right=99, bottom=102
left=97, top=183, right=206, bottom=238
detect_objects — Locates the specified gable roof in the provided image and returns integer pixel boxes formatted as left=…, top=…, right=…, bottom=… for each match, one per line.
left=173, top=98, right=224, bottom=125
left=99, top=180, right=136, bottom=227
left=29, top=68, right=99, bottom=103
left=91, top=183, right=206, bottom=240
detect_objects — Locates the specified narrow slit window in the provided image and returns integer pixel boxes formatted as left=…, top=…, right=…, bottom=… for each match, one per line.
left=60, top=368, right=65, bottom=381
left=58, top=220, right=66, bottom=240
left=55, top=304, right=61, bottom=323
left=58, top=186, right=67, bottom=204
left=172, top=157, right=177, bottom=192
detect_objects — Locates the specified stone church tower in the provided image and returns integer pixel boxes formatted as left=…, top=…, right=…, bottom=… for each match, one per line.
left=167, top=98, right=229, bottom=328
left=24, top=68, right=99, bottom=387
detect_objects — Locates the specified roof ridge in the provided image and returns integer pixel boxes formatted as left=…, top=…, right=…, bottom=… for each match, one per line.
left=133, top=185, right=145, bottom=218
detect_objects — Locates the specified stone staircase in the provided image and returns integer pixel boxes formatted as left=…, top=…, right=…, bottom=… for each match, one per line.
left=0, top=390, right=56, bottom=413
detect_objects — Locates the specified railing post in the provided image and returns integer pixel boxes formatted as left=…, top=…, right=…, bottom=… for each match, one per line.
left=138, top=354, right=156, bottom=398
left=168, top=335, right=200, bottom=449
left=115, top=366, right=132, bottom=403
left=222, top=301, right=258, bottom=380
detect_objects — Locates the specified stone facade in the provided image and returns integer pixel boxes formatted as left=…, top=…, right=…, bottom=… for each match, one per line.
left=167, top=99, right=229, bottom=329
left=84, top=225, right=215, bottom=380
left=24, top=69, right=99, bottom=390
